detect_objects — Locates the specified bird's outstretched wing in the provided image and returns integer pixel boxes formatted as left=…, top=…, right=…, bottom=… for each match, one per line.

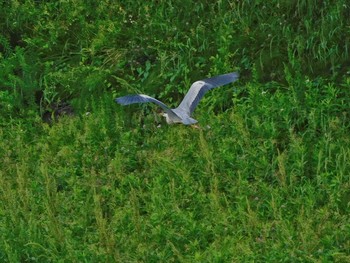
left=116, top=94, right=183, bottom=122
left=115, top=94, right=171, bottom=112
left=176, top=72, right=239, bottom=114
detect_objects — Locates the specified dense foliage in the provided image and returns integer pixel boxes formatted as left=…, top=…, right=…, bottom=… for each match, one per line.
left=1, top=1, right=349, bottom=262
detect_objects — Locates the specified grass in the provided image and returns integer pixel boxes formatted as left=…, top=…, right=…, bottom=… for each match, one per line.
left=1, top=1, right=350, bottom=262
left=1, top=87, right=349, bottom=262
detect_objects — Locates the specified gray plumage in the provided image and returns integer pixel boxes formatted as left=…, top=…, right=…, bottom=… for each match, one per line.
left=115, top=72, right=239, bottom=125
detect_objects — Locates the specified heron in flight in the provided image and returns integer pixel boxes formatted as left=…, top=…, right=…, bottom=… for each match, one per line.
left=115, top=72, right=239, bottom=125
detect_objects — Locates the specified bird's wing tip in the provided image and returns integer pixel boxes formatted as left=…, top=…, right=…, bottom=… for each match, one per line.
left=230, top=71, right=239, bottom=78
left=115, top=97, right=129, bottom=105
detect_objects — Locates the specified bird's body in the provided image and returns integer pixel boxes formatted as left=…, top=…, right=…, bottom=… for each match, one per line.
left=115, top=72, right=239, bottom=125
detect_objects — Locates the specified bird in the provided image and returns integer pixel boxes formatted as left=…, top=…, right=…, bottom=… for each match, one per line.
left=115, top=72, right=239, bottom=125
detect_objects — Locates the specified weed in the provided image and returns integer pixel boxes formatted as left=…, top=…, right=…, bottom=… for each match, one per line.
left=1, top=1, right=350, bottom=262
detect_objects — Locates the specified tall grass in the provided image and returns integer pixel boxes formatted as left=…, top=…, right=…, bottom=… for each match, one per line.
left=1, top=0, right=350, bottom=262
left=1, top=86, right=349, bottom=261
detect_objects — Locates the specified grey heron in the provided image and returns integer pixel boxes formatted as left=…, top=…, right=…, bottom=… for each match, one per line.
left=115, top=72, right=239, bottom=125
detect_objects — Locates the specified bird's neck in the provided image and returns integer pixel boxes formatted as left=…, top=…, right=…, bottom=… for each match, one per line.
left=163, top=113, right=172, bottom=124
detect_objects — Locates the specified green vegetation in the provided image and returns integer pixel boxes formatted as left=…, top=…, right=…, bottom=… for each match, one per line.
left=1, top=1, right=349, bottom=262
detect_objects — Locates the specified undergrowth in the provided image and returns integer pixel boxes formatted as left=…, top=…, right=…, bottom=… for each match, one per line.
left=1, top=1, right=350, bottom=262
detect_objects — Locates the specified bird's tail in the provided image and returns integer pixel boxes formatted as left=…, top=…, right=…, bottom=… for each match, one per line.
left=182, top=117, right=198, bottom=125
